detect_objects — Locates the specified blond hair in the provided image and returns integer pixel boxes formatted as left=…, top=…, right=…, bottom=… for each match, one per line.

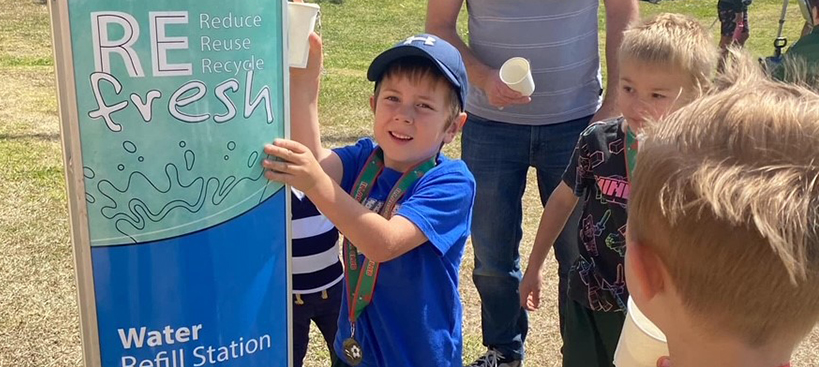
left=629, top=51, right=819, bottom=346
left=620, top=13, right=717, bottom=93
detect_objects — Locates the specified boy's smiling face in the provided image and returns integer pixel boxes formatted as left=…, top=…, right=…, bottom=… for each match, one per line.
left=618, top=59, right=696, bottom=131
left=370, top=73, right=463, bottom=172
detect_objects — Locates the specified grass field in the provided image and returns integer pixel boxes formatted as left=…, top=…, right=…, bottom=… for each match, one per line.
left=0, top=0, right=816, bottom=366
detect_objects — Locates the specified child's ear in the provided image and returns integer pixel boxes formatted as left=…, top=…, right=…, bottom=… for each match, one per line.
left=626, top=237, right=668, bottom=304
left=455, top=111, right=467, bottom=130
left=443, top=112, right=467, bottom=144
left=370, top=95, right=376, bottom=113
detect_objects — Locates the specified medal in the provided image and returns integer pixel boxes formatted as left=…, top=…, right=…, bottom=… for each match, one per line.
left=341, top=148, right=436, bottom=367
left=342, top=337, right=363, bottom=366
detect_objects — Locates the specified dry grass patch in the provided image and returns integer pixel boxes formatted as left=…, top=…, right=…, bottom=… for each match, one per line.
left=0, top=65, right=81, bottom=366
left=0, top=1, right=52, bottom=66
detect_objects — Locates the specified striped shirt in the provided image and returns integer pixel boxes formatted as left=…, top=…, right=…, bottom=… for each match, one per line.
left=465, top=0, right=602, bottom=125
left=291, top=188, right=343, bottom=294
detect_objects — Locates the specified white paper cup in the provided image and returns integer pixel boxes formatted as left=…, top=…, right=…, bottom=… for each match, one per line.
left=287, top=2, right=320, bottom=68
left=499, top=57, right=535, bottom=97
left=614, top=297, right=669, bottom=367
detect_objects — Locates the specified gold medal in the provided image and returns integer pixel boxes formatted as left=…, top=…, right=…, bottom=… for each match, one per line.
left=342, top=337, right=363, bottom=366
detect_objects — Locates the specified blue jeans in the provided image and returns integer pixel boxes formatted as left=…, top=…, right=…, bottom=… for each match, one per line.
left=462, top=114, right=588, bottom=360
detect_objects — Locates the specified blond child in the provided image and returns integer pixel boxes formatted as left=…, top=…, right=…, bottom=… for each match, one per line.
left=626, top=53, right=819, bottom=367
left=518, top=13, right=717, bottom=367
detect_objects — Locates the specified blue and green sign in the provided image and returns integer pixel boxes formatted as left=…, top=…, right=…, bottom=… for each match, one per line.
left=53, top=0, right=290, bottom=366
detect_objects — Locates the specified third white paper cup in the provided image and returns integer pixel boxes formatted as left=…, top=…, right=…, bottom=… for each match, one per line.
left=614, top=297, right=669, bottom=367
left=499, top=57, right=535, bottom=97
left=287, top=2, right=320, bottom=68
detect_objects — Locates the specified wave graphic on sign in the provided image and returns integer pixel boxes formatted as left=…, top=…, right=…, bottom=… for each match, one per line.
left=85, top=140, right=278, bottom=246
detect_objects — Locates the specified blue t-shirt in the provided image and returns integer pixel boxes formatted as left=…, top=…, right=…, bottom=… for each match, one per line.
left=332, top=138, right=475, bottom=367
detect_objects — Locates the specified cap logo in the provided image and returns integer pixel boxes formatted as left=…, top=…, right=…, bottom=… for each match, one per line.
left=403, top=36, right=436, bottom=46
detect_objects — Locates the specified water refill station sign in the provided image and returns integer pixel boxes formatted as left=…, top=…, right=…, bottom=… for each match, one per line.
left=49, top=1, right=291, bottom=366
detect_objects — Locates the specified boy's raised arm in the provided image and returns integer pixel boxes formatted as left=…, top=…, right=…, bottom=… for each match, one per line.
left=289, top=33, right=343, bottom=184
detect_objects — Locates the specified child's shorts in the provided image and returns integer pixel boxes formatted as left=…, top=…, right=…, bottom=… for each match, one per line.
left=562, top=298, right=627, bottom=367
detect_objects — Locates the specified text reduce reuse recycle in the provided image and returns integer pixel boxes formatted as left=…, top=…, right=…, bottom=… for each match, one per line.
left=88, top=11, right=278, bottom=132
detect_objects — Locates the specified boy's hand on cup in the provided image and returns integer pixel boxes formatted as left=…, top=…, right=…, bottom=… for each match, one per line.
left=656, top=356, right=671, bottom=367
left=482, top=70, right=531, bottom=110
left=263, top=139, right=329, bottom=196
left=519, top=269, right=543, bottom=311
left=290, top=32, right=323, bottom=89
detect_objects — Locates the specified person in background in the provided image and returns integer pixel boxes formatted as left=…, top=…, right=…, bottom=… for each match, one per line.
left=291, top=188, right=343, bottom=367
left=425, top=1, right=638, bottom=365
left=718, top=0, right=752, bottom=53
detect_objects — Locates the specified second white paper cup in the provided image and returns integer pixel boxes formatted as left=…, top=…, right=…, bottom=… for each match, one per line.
left=499, top=57, right=535, bottom=97
left=288, top=2, right=320, bottom=68
left=614, top=297, right=669, bottom=367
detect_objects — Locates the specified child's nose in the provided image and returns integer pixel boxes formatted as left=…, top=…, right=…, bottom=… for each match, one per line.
left=632, top=99, right=650, bottom=116
left=393, top=104, right=414, bottom=124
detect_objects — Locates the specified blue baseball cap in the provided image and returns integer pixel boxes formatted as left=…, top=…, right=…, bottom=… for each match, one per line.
left=367, top=34, right=469, bottom=110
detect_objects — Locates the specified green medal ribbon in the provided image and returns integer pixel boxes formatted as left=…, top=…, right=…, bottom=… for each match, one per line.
left=625, top=126, right=638, bottom=179
left=343, top=147, right=436, bottom=326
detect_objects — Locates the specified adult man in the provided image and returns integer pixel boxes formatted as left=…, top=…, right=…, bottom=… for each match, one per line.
left=426, top=1, right=638, bottom=366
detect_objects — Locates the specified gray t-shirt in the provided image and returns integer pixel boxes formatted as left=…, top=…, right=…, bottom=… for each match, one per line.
left=465, top=0, right=602, bottom=125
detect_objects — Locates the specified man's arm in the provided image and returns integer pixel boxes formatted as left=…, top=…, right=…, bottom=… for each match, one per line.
left=289, top=33, right=343, bottom=183
left=593, top=0, right=640, bottom=122
left=425, top=0, right=529, bottom=108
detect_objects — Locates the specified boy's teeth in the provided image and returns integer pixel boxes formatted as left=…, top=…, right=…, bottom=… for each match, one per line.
left=391, top=132, right=411, bottom=140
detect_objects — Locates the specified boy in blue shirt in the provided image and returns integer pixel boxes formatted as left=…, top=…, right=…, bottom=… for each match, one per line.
left=263, top=33, right=475, bottom=367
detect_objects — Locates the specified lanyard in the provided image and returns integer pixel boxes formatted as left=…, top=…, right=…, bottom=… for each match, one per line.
left=343, top=147, right=436, bottom=325
left=625, top=124, right=638, bottom=180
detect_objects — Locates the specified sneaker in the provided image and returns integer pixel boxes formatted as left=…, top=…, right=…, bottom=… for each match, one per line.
left=465, top=349, right=522, bottom=367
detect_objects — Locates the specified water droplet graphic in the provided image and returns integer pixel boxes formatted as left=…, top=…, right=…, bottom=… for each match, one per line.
left=123, top=141, right=137, bottom=153
left=247, top=151, right=259, bottom=168
left=184, top=150, right=195, bottom=171
left=86, top=193, right=96, bottom=204
left=83, top=167, right=95, bottom=179
left=138, top=156, right=144, bottom=162
left=227, top=141, right=236, bottom=151
left=117, top=164, right=125, bottom=171
left=179, top=141, right=186, bottom=148
left=224, top=155, right=230, bottom=161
